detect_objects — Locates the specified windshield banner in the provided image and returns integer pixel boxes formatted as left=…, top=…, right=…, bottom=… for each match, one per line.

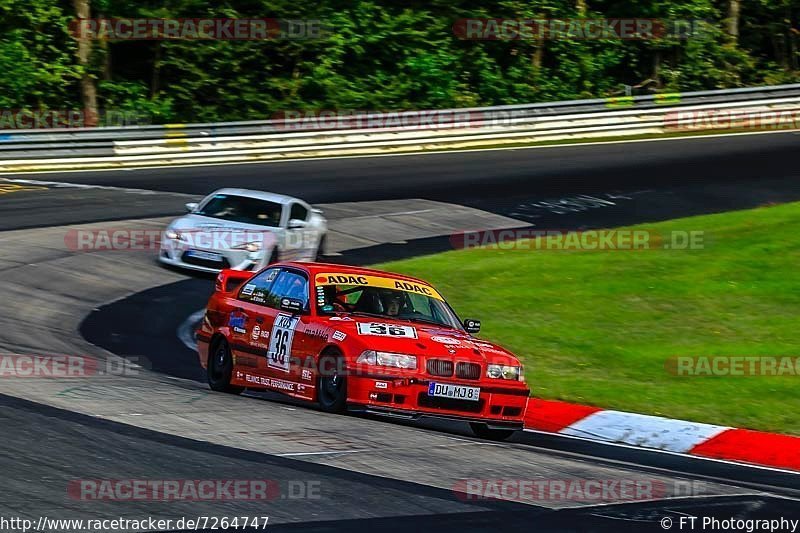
left=314, top=273, right=444, bottom=301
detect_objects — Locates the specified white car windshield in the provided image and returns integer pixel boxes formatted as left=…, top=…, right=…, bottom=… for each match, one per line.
left=196, top=194, right=283, bottom=227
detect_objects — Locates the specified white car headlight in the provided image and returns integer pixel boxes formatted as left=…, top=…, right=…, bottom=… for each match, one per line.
left=487, top=364, right=521, bottom=380
left=165, top=229, right=181, bottom=240
left=357, top=350, right=417, bottom=370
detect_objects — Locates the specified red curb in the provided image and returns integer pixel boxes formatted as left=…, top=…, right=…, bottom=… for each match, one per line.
left=523, top=398, right=602, bottom=433
left=690, top=428, right=800, bottom=471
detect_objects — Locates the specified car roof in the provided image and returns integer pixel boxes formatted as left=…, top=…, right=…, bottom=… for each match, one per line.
left=206, top=188, right=302, bottom=206
left=280, top=262, right=434, bottom=286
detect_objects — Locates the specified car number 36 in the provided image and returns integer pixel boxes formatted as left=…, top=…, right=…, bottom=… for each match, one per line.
left=268, top=314, right=299, bottom=372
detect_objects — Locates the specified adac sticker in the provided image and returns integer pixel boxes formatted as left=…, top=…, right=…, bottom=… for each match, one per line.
left=315, top=273, right=443, bottom=301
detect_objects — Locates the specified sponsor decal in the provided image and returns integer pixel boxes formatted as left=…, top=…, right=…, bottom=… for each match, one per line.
left=375, top=381, right=388, bottom=389
left=247, top=325, right=269, bottom=347
left=329, top=316, right=353, bottom=321
left=473, top=342, right=506, bottom=355
left=228, top=312, right=247, bottom=335
left=356, top=322, right=417, bottom=339
left=301, top=369, right=313, bottom=381
left=304, top=326, right=328, bottom=341
left=315, top=285, right=326, bottom=306
left=267, top=314, right=299, bottom=372
left=244, top=373, right=296, bottom=391
left=332, top=330, right=346, bottom=341
left=241, top=284, right=256, bottom=296
left=430, top=335, right=461, bottom=345
left=315, top=273, right=443, bottom=301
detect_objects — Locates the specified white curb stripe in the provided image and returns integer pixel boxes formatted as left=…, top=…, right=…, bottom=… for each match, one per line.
left=560, top=410, right=731, bottom=453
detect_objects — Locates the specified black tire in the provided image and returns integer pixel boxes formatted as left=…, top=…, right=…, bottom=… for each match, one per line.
left=470, top=423, right=515, bottom=441
left=315, top=235, right=327, bottom=262
left=207, top=338, right=244, bottom=394
left=317, top=352, right=347, bottom=413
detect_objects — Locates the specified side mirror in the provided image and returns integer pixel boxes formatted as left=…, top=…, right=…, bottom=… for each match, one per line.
left=279, top=297, right=304, bottom=313
left=288, top=219, right=307, bottom=229
left=463, top=319, right=481, bottom=334
left=185, top=202, right=198, bottom=212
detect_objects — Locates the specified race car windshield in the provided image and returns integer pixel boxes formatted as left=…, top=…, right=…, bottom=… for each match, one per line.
left=318, top=284, right=463, bottom=330
left=195, top=194, right=283, bottom=227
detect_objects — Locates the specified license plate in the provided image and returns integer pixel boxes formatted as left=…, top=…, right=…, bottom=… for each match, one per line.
left=427, top=382, right=480, bottom=402
left=186, top=250, right=223, bottom=262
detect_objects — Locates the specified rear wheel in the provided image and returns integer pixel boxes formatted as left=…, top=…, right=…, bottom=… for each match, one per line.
left=207, top=338, right=243, bottom=394
left=470, top=423, right=515, bottom=441
left=317, top=351, right=347, bottom=413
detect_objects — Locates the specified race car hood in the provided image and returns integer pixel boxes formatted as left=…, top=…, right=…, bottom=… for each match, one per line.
left=325, top=316, right=520, bottom=365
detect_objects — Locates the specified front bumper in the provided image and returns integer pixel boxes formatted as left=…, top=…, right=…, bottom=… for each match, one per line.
left=158, top=243, right=265, bottom=273
left=347, top=373, right=528, bottom=426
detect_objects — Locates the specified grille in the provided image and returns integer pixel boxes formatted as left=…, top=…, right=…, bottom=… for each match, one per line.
left=456, top=362, right=481, bottom=380
left=181, top=251, right=230, bottom=270
left=417, top=393, right=484, bottom=413
left=426, top=359, right=454, bottom=377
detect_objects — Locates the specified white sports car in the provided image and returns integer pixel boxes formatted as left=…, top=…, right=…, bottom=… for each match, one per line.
left=159, top=188, right=327, bottom=273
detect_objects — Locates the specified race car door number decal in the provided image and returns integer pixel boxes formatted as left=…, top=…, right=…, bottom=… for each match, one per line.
left=356, top=322, right=417, bottom=339
left=268, top=313, right=299, bottom=372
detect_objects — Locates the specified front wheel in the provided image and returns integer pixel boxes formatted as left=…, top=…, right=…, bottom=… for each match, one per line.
left=207, top=339, right=243, bottom=394
left=470, top=423, right=515, bottom=441
left=317, top=352, right=347, bottom=413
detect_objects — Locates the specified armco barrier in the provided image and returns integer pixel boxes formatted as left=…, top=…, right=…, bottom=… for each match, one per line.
left=1, top=84, right=800, bottom=171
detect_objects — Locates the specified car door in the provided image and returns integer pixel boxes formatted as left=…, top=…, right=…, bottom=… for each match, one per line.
left=228, top=267, right=281, bottom=386
left=258, top=268, right=313, bottom=397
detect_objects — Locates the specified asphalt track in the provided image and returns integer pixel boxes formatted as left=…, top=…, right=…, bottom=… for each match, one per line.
left=1, top=133, right=799, bottom=532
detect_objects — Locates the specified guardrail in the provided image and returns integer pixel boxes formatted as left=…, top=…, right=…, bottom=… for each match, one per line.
left=1, top=84, right=799, bottom=171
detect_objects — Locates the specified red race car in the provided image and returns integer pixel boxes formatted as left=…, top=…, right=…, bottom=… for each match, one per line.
left=197, top=262, right=530, bottom=440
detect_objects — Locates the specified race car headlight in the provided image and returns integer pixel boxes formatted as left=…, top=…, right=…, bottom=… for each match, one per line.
left=357, top=350, right=417, bottom=370
left=165, top=229, right=181, bottom=240
left=487, top=364, right=521, bottom=380
left=233, top=241, right=262, bottom=253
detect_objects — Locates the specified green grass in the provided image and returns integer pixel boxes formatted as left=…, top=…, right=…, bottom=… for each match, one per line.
left=375, top=202, right=800, bottom=435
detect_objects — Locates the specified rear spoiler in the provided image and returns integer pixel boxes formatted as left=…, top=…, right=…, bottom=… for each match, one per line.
left=215, top=269, right=254, bottom=293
